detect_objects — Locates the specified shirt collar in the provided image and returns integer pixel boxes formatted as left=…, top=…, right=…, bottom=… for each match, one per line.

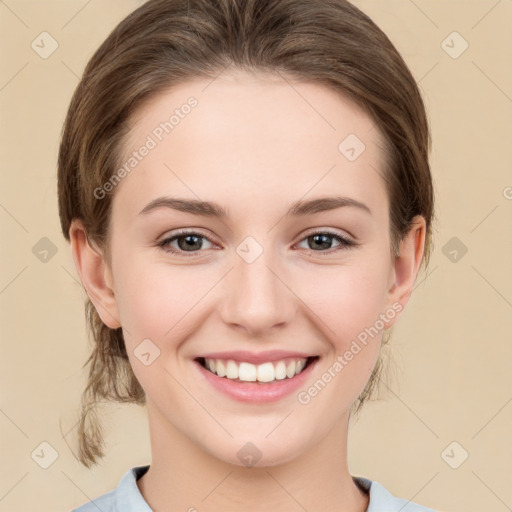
left=115, top=465, right=433, bottom=512
left=114, top=465, right=152, bottom=512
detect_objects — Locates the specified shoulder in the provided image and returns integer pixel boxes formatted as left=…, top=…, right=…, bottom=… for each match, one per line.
left=71, top=465, right=151, bottom=512
left=71, top=488, right=116, bottom=512
left=353, top=476, right=438, bottom=512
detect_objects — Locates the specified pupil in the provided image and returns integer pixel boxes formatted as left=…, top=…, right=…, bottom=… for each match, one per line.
left=310, top=234, right=331, bottom=250
left=180, top=235, right=201, bottom=251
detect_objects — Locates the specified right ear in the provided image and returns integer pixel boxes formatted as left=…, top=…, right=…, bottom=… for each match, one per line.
left=69, top=219, right=121, bottom=329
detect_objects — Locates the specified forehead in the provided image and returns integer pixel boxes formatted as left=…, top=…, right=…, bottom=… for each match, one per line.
left=113, top=69, right=388, bottom=223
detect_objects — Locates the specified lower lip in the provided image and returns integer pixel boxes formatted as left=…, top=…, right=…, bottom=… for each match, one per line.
left=194, top=358, right=319, bottom=403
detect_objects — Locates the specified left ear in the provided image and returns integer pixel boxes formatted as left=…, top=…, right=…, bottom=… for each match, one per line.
left=385, top=215, right=427, bottom=324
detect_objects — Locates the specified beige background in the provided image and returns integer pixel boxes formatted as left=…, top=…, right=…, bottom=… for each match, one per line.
left=1, top=1, right=511, bottom=511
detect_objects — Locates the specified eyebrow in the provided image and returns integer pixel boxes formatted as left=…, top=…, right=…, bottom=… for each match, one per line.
left=138, top=195, right=372, bottom=218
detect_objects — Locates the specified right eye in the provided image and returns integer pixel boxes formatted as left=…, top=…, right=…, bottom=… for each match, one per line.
left=157, top=230, right=216, bottom=256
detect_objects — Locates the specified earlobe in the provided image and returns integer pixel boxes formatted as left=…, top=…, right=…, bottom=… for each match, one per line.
left=69, top=219, right=121, bottom=329
left=386, top=216, right=427, bottom=317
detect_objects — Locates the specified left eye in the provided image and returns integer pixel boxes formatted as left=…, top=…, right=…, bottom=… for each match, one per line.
left=296, top=231, right=356, bottom=253
left=157, top=230, right=357, bottom=256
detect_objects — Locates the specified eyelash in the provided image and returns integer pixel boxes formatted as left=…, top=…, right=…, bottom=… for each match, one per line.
left=157, top=229, right=359, bottom=257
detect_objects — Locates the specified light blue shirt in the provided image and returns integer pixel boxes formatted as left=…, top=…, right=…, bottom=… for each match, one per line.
left=72, top=465, right=437, bottom=511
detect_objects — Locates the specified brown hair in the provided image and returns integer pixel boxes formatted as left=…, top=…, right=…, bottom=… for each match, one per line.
left=58, top=0, right=434, bottom=468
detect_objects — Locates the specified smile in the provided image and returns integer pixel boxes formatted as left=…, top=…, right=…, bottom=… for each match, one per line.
left=193, top=355, right=320, bottom=403
left=197, top=356, right=317, bottom=383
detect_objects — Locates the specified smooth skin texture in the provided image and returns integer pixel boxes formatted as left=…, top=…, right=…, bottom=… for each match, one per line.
left=70, top=69, right=426, bottom=512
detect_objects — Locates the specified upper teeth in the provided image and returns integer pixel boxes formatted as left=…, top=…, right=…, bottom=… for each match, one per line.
left=204, top=357, right=308, bottom=382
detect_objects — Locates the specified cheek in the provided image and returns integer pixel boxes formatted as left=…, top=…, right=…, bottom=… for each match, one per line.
left=113, top=260, right=204, bottom=390
left=112, top=252, right=225, bottom=355
left=112, top=255, right=196, bottom=342
left=294, top=263, right=388, bottom=410
left=301, top=257, right=391, bottom=349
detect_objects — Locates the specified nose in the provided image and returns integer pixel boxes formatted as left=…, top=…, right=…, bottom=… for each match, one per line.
left=217, top=246, right=296, bottom=336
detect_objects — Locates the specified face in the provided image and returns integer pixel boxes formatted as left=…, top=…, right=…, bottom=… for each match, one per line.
left=77, top=69, right=424, bottom=467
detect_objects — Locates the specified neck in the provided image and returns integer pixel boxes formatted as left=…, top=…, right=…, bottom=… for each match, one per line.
left=137, top=403, right=369, bottom=512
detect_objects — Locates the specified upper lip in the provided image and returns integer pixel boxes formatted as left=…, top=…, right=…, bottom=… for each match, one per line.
left=195, top=350, right=317, bottom=365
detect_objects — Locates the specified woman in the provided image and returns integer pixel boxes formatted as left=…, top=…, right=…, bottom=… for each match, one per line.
left=59, top=0, right=437, bottom=510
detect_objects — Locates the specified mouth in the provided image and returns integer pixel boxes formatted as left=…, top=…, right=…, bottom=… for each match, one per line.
left=194, top=355, right=320, bottom=384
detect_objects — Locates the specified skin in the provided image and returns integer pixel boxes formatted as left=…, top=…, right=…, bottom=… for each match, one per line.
left=70, top=69, right=426, bottom=512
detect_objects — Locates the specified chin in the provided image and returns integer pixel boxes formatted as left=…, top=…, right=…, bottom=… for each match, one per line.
left=204, top=434, right=309, bottom=469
